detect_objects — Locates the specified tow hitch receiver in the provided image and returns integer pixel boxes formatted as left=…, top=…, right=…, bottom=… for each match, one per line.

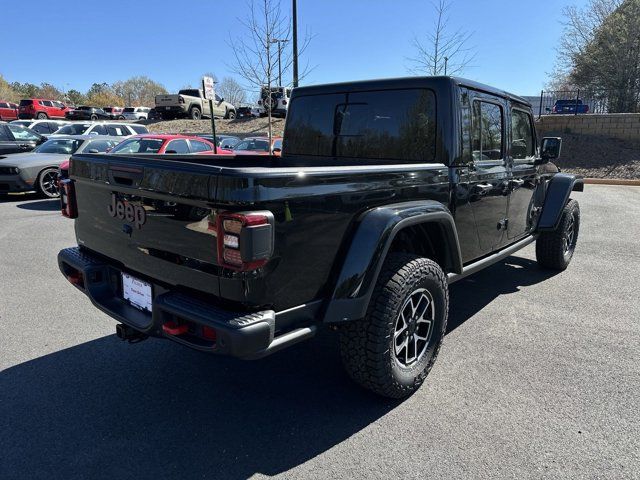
left=116, top=324, right=148, bottom=343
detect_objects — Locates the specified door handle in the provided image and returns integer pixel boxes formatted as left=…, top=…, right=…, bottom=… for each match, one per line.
left=19, top=144, right=31, bottom=149
left=472, top=183, right=493, bottom=195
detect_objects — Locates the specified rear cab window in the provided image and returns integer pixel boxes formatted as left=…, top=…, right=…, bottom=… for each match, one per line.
left=284, top=88, right=437, bottom=163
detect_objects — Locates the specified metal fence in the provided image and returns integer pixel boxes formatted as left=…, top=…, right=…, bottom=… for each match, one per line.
left=538, top=88, right=640, bottom=117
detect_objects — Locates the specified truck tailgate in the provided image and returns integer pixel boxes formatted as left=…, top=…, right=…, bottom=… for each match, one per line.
left=71, top=153, right=224, bottom=297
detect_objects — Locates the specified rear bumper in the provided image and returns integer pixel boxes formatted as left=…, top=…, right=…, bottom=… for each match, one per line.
left=156, top=106, right=187, bottom=116
left=18, top=113, right=35, bottom=119
left=57, top=247, right=315, bottom=358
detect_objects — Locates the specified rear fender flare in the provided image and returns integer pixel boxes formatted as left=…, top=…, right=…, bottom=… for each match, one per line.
left=323, top=201, right=462, bottom=323
left=537, top=173, right=584, bottom=231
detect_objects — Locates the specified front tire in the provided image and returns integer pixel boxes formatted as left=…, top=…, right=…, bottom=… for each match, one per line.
left=339, top=253, right=449, bottom=398
left=36, top=168, right=60, bottom=198
left=536, top=199, right=580, bottom=270
left=226, top=109, right=236, bottom=119
left=90, top=114, right=98, bottom=121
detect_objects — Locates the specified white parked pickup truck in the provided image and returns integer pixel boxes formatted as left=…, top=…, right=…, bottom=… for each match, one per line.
left=155, top=89, right=236, bottom=120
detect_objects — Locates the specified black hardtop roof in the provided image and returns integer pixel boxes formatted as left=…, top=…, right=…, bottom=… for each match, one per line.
left=291, top=76, right=531, bottom=107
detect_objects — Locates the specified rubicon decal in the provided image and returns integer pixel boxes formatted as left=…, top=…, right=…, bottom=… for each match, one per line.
left=107, top=193, right=146, bottom=229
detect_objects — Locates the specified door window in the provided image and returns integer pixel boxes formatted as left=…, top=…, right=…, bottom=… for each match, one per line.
left=32, top=123, right=51, bottom=134
left=166, top=139, right=190, bottom=153
left=0, top=102, right=7, bottom=108
left=41, top=101, right=53, bottom=107
left=106, top=125, right=128, bottom=136
left=472, top=101, right=503, bottom=161
left=90, top=125, right=108, bottom=135
left=511, top=109, right=534, bottom=159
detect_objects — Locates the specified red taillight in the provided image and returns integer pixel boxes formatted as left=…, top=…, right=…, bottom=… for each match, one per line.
left=60, top=179, right=78, bottom=218
left=216, top=211, right=273, bottom=271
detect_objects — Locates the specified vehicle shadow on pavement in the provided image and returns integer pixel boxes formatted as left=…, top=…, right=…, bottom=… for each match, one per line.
left=0, top=330, right=394, bottom=480
left=447, top=255, right=559, bottom=333
left=0, top=255, right=556, bottom=480
left=15, top=199, right=59, bottom=211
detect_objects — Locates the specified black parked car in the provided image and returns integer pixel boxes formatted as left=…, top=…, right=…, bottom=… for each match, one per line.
left=0, top=123, right=46, bottom=155
left=65, top=106, right=111, bottom=121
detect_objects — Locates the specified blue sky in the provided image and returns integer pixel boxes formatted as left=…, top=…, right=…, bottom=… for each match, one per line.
left=0, top=0, right=587, bottom=96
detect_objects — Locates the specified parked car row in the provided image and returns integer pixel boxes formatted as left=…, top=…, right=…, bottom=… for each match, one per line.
left=1, top=119, right=283, bottom=200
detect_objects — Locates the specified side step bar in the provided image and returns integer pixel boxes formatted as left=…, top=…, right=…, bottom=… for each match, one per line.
left=447, top=235, right=537, bottom=284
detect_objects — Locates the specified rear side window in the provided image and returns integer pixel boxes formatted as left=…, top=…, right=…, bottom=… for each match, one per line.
left=19, top=100, right=33, bottom=106
left=131, top=125, right=148, bottom=134
left=471, top=101, right=503, bottom=161
left=285, top=89, right=437, bottom=162
left=0, top=102, right=7, bottom=108
left=511, top=109, right=534, bottom=159
left=189, top=140, right=212, bottom=152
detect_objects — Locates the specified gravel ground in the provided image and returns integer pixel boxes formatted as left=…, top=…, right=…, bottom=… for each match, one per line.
left=1, top=185, right=638, bottom=479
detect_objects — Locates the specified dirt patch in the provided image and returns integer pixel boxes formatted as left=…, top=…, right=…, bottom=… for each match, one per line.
left=143, top=117, right=285, bottom=138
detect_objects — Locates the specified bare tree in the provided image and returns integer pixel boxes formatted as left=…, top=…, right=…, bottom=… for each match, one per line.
left=218, top=77, right=247, bottom=106
left=227, top=0, right=313, bottom=141
left=552, top=0, right=622, bottom=81
left=407, top=0, right=475, bottom=76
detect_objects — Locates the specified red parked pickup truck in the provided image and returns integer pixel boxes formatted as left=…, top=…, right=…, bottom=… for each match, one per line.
left=18, top=98, right=71, bottom=119
left=0, top=101, right=18, bottom=121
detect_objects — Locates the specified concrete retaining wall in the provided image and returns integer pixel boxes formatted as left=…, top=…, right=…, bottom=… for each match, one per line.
left=536, top=113, right=640, bottom=141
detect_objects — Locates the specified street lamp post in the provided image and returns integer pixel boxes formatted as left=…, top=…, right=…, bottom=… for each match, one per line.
left=292, top=0, right=299, bottom=87
left=270, top=38, right=289, bottom=86
left=444, top=57, right=449, bottom=76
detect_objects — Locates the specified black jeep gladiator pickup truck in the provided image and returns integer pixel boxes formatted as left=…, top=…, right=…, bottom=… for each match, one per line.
left=58, top=77, right=583, bottom=398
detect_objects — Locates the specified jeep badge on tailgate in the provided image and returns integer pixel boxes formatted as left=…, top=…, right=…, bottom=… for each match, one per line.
left=107, top=193, right=146, bottom=229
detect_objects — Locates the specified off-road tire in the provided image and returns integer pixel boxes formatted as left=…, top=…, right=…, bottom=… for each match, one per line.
left=339, top=253, right=449, bottom=399
left=536, top=199, right=580, bottom=270
left=226, top=109, right=236, bottom=119
left=190, top=107, right=201, bottom=120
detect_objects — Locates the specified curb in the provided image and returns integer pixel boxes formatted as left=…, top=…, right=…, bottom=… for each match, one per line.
left=583, top=178, right=640, bottom=186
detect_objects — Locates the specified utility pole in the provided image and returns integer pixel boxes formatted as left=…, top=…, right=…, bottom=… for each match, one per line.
left=292, top=0, right=299, bottom=87
left=444, top=57, right=449, bottom=76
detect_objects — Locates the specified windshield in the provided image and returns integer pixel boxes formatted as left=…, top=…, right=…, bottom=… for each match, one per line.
left=234, top=139, right=270, bottom=152
left=110, top=138, right=164, bottom=154
left=56, top=124, right=90, bottom=135
left=6, top=124, right=42, bottom=141
left=34, top=138, right=82, bottom=154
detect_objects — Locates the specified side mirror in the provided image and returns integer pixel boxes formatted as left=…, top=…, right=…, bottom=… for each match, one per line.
left=220, top=97, right=224, bottom=102
left=87, top=149, right=100, bottom=154
left=537, top=137, right=562, bottom=164
left=272, top=147, right=282, bottom=154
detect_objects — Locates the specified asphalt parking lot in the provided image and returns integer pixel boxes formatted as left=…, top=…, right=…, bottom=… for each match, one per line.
left=1, top=185, right=638, bottom=480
